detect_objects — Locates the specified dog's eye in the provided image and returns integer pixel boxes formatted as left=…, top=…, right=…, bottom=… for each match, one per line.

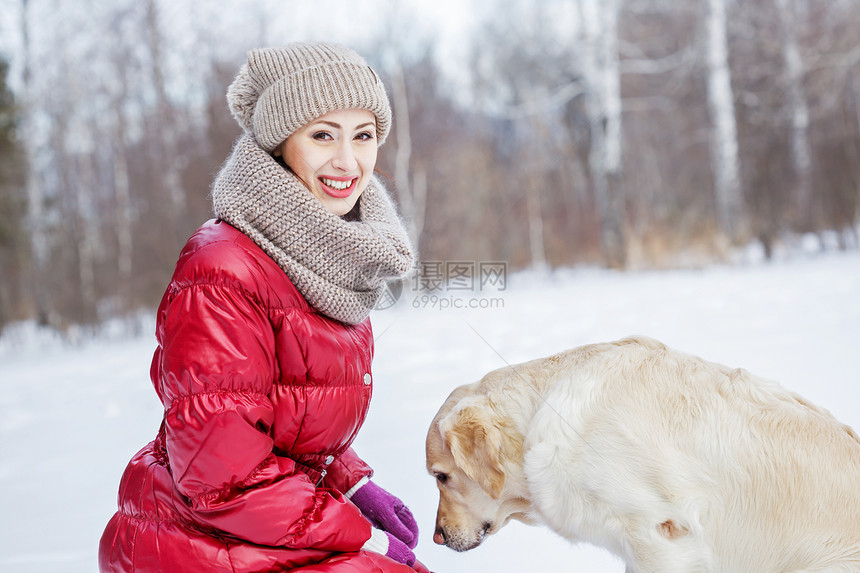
left=434, top=472, right=449, bottom=484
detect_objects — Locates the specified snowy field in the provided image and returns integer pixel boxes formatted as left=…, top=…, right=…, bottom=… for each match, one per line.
left=1, top=244, right=859, bottom=572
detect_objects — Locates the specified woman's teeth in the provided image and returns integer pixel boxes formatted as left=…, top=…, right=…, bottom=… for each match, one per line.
left=321, top=177, right=353, bottom=190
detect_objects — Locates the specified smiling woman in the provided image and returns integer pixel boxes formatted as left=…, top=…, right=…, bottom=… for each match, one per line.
left=97, top=43, right=426, bottom=573
left=275, top=108, right=379, bottom=217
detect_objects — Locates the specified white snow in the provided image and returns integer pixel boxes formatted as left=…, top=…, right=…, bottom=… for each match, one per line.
left=1, top=248, right=859, bottom=572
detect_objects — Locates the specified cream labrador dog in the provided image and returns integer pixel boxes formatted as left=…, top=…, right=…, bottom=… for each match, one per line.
left=426, top=336, right=860, bottom=572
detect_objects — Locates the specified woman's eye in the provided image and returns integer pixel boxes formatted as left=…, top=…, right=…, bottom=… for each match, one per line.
left=312, top=131, right=333, bottom=141
left=355, top=131, right=374, bottom=142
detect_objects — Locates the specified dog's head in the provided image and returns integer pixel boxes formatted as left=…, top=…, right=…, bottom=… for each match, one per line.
left=426, top=383, right=533, bottom=552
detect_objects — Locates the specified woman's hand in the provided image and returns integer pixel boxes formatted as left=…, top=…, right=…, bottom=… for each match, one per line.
left=362, top=528, right=416, bottom=567
left=349, top=478, right=419, bottom=548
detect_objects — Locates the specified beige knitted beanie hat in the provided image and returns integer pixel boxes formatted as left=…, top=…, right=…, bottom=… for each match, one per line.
left=226, top=42, right=392, bottom=152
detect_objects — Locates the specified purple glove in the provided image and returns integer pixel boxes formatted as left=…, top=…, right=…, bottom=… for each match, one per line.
left=350, top=479, right=419, bottom=549
left=384, top=532, right=417, bottom=567
left=362, top=528, right=416, bottom=566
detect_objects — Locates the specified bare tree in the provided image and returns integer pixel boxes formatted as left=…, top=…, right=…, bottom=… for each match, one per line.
left=0, top=56, right=27, bottom=330
left=774, top=0, right=812, bottom=231
left=373, top=1, right=434, bottom=256
left=578, top=0, right=626, bottom=268
left=387, top=55, right=427, bottom=250
left=144, top=0, right=186, bottom=243
left=20, top=0, right=50, bottom=325
left=106, top=6, right=137, bottom=316
left=705, top=0, right=744, bottom=241
left=5, top=0, right=860, bottom=334
left=73, top=140, right=99, bottom=323
left=519, top=111, right=549, bottom=271
left=853, top=68, right=860, bottom=236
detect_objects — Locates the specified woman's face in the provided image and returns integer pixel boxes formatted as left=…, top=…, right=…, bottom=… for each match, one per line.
left=275, top=108, right=378, bottom=217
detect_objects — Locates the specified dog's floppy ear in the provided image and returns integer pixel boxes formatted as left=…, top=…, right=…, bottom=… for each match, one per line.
left=438, top=398, right=508, bottom=498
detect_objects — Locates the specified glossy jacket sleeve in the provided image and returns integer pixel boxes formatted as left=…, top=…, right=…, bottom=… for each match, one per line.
left=156, top=282, right=372, bottom=551
left=321, top=447, right=374, bottom=494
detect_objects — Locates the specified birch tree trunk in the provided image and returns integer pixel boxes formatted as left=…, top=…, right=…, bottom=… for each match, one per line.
left=705, top=0, right=743, bottom=241
left=579, top=0, right=625, bottom=268
left=517, top=93, right=549, bottom=272
left=21, top=0, right=51, bottom=325
left=145, top=0, right=185, bottom=241
left=388, top=56, right=426, bottom=250
left=526, top=169, right=548, bottom=271
left=600, top=0, right=622, bottom=177
left=851, top=68, right=860, bottom=239
left=74, top=148, right=98, bottom=324
left=112, top=130, right=134, bottom=307
left=775, top=0, right=812, bottom=231
left=108, top=15, right=135, bottom=317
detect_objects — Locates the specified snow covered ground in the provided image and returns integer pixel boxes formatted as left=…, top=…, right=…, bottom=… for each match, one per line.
left=1, top=246, right=859, bottom=572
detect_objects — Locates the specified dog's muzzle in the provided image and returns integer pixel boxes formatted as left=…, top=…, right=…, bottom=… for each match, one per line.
left=434, top=522, right=493, bottom=551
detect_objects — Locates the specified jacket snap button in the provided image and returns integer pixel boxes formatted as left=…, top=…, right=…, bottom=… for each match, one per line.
left=363, top=373, right=371, bottom=385
left=324, top=455, right=334, bottom=465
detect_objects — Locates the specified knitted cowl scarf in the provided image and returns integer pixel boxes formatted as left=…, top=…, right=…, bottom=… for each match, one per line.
left=211, top=134, right=415, bottom=325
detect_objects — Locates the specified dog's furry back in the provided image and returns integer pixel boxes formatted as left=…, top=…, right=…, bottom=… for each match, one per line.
left=522, top=336, right=860, bottom=571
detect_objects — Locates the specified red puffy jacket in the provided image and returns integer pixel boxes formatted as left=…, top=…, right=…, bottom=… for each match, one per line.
left=100, top=220, right=417, bottom=572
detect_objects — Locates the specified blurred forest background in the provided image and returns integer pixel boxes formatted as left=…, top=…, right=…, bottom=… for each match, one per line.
left=0, top=0, right=858, bottom=334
